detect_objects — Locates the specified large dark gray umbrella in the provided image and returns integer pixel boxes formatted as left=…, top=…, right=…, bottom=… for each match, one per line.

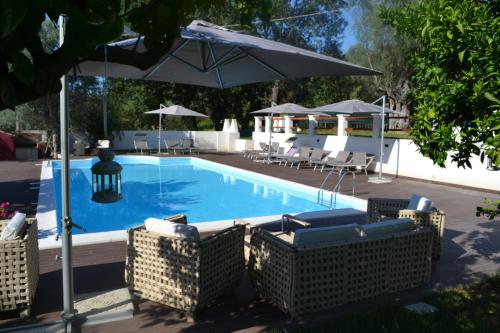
left=77, top=20, right=380, bottom=88
left=59, top=19, right=382, bottom=330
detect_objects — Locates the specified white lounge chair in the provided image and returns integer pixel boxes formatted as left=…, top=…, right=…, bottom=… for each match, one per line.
left=133, top=135, right=149, bottom=155
left=179, top=139, right=201, bottom=155
left=319, top=151, right=352, bottom=172
left=281, top=146, right=312, bottom=168
left=164, top=139, right=181, bottom=155
left=334, top=151, right=374, bottom=175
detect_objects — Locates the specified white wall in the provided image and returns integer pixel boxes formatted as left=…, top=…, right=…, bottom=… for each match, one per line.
left=252, top=132, right=500, bottom=191
left=111, top=130, right=240, bottom=152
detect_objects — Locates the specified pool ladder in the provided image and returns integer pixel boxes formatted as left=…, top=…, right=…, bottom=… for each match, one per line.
left=317, top=168, right=356, bottom=208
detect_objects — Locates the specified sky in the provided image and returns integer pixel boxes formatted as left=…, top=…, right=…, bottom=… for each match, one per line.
left=340, top=8, right=357, bottom=53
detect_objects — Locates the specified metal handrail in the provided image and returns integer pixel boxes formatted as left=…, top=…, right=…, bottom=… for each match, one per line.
left=317, top=168, right=336, bottom=205
left=317, top=167, right=357, bottom=208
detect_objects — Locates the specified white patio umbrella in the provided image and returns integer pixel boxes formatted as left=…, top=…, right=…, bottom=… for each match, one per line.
left=251, top=103, right=329, bottom=116
left=313, top=99, right=405, bottom=115
left=144, top=104, right=208, bottom=154
left=250, top=103, right=328, bottom=162
left=313, top=98, right=405, bottom=183
left=59, top=19, right=381, bottom=330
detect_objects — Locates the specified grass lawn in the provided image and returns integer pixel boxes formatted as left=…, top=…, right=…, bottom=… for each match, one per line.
left=268, top=274, right=500, bottom=333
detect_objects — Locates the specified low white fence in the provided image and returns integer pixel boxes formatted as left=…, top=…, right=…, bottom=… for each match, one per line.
left=111, top=130, right=239, bottom=152
left=252, top=132, right=500, bottom=191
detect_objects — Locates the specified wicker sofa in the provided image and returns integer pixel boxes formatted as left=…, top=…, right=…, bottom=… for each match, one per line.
left=248, top=222, right=433, bottom=317
left=125, top=224, right=245, bottom=320
left=367, top=198, right=445, bottom=260
left=0, top=218, right=39, bottom=318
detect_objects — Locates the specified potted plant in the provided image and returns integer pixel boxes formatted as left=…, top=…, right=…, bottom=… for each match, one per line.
left=0, top=202, right=14, bottom=221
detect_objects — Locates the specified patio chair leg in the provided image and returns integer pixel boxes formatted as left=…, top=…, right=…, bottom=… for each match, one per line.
left=20, top=306, right=31, bottom=319
left=186, top=310, right=199, bottom=323
left=352, top=172, right=356, bottom=196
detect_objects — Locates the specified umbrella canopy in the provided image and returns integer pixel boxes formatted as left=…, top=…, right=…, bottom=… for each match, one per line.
left=250, top=103, right=328, bottom=116
left=144, top=105, right=208, bottom=118
left=77, top=20, right=380, bottom=88
left=250, top=103, right=327, bottom=163
left=313, top=99, right=404, bottom=115
left=144, top=104, right=207, bottom=154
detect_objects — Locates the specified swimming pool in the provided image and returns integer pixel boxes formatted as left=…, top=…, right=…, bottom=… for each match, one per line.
left=49, top=156, right=360, bottom=235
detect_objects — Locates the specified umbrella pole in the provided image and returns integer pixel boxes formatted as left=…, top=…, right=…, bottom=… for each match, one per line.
left=368, top=95, right=392, bottom=184
left=59, top=15, right=77, bottom=331
left=158, top=113, right=161, bottom=154
left=379, top=96, right=385, bottom=179
left=268, top=112, right=273, bottom=164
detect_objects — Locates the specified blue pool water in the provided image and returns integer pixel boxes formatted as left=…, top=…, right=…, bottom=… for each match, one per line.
left=52, top=157, right=352, bottom=234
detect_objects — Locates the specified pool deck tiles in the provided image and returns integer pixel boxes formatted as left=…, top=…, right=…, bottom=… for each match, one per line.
left=0, top=153, right=498, bottom=332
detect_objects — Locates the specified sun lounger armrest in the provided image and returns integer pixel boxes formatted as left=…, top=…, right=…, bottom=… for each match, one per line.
left=281, top=214, right=312, bottom=232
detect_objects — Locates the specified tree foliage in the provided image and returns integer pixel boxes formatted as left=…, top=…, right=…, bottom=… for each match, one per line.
left=383, top=0, right=500, bottom=167
left=0, top=0, right=270, bottom=111
left=0, top=0, right=365, bottom=141
left=346, top=0, right=415, bottom=128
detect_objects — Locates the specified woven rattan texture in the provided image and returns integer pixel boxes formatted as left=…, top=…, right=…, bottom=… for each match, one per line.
left=248, top=230, right=295, bottom=313
left=367, top=198, right=445, bottom=259
left=126, top=225, right=245, bottom=314
left=249, top=226, right=433, bottom=316
left=0, top=219, right=39, bottom=313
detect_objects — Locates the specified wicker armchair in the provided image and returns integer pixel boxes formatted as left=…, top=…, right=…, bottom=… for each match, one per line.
left=249, top=225, right=433, bottom=317
left=0, top=218, right=39, bottom=318
left=125, top=224, right=245, bottom=320
left=367, top=198, right=445, bottom=260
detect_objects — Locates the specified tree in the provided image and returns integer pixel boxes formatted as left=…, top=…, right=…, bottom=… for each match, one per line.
left=0, top=0, right=271, bottom=111
left=346, top=0, right=415, bottom=128
left=383, top=0, right=500, bottom=168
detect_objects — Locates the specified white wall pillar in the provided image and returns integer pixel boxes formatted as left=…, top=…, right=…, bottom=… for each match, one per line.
left=284, top=116, right=293, bottom=135
left=337, top=114, right=348, bottom=137
left=222, top=119, right=231, bottom=132
left=264, top=116, right=271, bottom=133
left=372, top=114, right=382, bottom=138
left=308, top=115, right=317, bottom=136
left=254, top=117, right=262, bottom=133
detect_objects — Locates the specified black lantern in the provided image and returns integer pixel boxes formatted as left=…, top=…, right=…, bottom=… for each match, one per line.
left=91, top=149, right=123, bottom=203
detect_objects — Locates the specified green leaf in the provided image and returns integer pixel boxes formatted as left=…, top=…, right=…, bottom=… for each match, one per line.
left=421, top=19, right=431, bottom=37
left=0, top=76, right=16, bottom=110
left=12, top=52, right=35, bottom=85
left=446, top=30, right=453, bottom=39
left=458, top=50, right=465, bottom=62
left=0, top=0, right=28, bottom=39
left=484, top=92, right=500, bottom=105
